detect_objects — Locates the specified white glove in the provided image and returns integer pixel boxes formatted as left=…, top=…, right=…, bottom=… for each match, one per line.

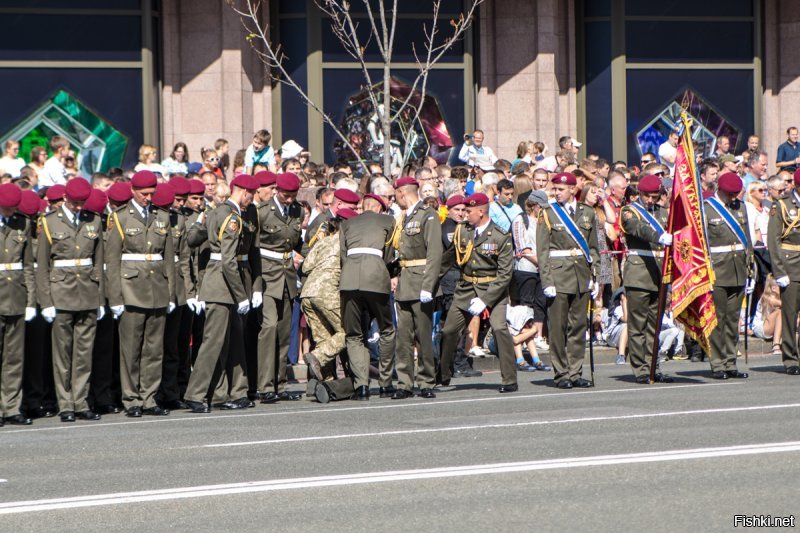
left=41, top=306, right=56, bottom=323
left=658, top=233, right=673, bottom=246
left=745, top=278, right=755, bottom=295
left=237, top=299, right=251, bottom=315
left=544, top=286, right=557, bottom=298
left=197, top=300, right=206, bottom=314
left=251, top=291, right=263, bottom=308
left=24, top=307, right=36, bottom=322
left=468, top=297, right=487, bottom=316
left=167, top=302, right=176, bottom=314
left=420, top=290, right=433, bottom=303
left=589, top=280, right=600, bottom=300
left=776, top=276, right=790, bottom=288
left=97, top=306, right=106, bottom=321
left=111, top=305, right=125, bottom=319
left=186, top=297, right=199, bottom=314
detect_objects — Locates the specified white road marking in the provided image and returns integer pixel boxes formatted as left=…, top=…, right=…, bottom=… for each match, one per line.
left=1, top=440, right=798, bottom=514
left=200, top=401, right=800, bottom=448
left=1, top=381, right=740, bottom=434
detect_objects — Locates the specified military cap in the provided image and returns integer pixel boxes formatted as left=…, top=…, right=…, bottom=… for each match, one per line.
left=276, top=172, right=301, bottom=192
left=188, top=179, right=205, bottom=195
left=334, top=188, right=360, bottom=204
left=637, top=175, right=661, bottom=194
left=336, top=208, right=359, bottom=220
left=718, top=172, right=743, bottom=194
left=394, top=176, right=418, bottom=188
left=363, top=193, right=387, bottom=210
left=65, top=178, right=92, bottom=202
left=0, top=183, right=21, bottom=208
left=45, top=184, right=66, bottom=202
left=152, top=183, right=175, bottom=208
left=83, top=189, right=108, bottom=214
left=445, top=194, right=466, bottom=208
left=131, top=170, right=158, bottom=188
left=168, top=175, right=191, bottom=196
left=18, top=190, right=42, bottom=216
left=551, top=172, right=577, bottom=185
left=107, top=182, right=133, bottom=203
left=255, top=170, right=278, bottom=187
left=231, top=174, right=259, bottom=191
left=465, top=193, right=489, bottom=207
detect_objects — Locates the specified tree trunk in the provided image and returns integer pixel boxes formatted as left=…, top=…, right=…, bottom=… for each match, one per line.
left=382, top=63, right=393, bottom=177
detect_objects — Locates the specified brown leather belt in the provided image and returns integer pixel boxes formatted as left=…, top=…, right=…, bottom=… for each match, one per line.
left=462, top=274, right=496, bottom=284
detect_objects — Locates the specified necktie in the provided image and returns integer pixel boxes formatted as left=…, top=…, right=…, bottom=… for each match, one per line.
left=474, top=228, right=480, bottom=239
left=568, top=205, right=575, bottom=217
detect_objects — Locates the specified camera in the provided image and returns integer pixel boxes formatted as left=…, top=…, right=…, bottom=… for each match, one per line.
left=463, top=134, right=473, bottom=141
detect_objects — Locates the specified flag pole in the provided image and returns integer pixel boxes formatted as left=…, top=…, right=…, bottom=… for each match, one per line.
left=649, top=196, right=676, bottom=383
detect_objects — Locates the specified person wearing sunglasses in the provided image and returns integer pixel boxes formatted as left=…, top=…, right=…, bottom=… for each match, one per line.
left=200, top=147, right=224, bottom=180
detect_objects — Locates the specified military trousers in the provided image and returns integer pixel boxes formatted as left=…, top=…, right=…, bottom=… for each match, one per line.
left=0, top=314, right=25, bottom=417
left=257, top=286, right=293, bottom=393
left=51, top=310, right=96, bottom=414
left=709, top=285, right=744, bottom=372
left=160, top=304, right=187, bottom=403
left=779, top=280, right=800, bottom=370
left=119, top=306, right=166, bottom=410
left=395, top=299, right=436, bottom=390
left=300, top=297, right=345, bottom=377
left=440, top=300, right=517, bottom=386
left=22, top=311, right=57, bottom=413
left=625, top=287, right=658, bottom=378
left=177, top=304, right=194, bottom=399
left=185, top=303, right=233, bottom=404
left=212, top=311, right=249, bottom=403
left=546, top=290, right=590, bottom=383
left=319, top=377, right=355, bottom=401
left=341, top=290, right=395, bottom=389
left=89, top=309, right=115, bottom=408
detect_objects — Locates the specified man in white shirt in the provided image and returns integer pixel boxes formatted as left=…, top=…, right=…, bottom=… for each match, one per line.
left=458, top=130, right=497, bottom=168
left=658, top=131, right=679, bottom=176
left=41, top=135, right=71, bottom=188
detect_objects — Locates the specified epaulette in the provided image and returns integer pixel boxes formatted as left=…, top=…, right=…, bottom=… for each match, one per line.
left=495, top=224, right=508, bottom=235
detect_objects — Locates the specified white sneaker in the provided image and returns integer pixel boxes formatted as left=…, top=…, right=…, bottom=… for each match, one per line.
left=615, top=355, right=625, bottom=365
left=469, top=346, right=489, bottom=358
left=534, top=337, right=550, bottom=351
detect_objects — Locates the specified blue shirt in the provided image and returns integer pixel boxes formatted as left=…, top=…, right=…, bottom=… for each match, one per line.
left=489, top=201, right=522, bottom=232
left=776, top=140, right=800, bottom=171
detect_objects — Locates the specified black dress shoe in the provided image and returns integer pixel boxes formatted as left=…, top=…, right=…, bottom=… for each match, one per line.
left=571, top=378, right=594, bottom=388
left=232, top=397, right=255, bottom=408
left=5, top=414, right=32, bottom=425
left=420, top=388, right=436, bottom=399
left=653, top=373, right=674, bottom=383
left=28, top=406, right=56, bottom=419
left=76, top=410, right=101, bottom=421
left=260, top=392, right=279, bottom=403
left=96, top=404, right=123, bottom=415
left=392, top=389, right=414, bottom=400
left=453, top=368, right=483, bottom=378
left=787, top=366, right=800, bottom=375
left=143, top=406, right=170, bottom=416
left=438, top=379, right=451, bottom=387
left=711, top=371, right=729, bottom=380
left=213, top=401, right=238, bottom=410
left=60, top=411, right=76, bottom=422
left=557, top=380, right=573, bottom=389
left=725, top=370, right=748, bottom=379
left=126, top=407, right=142, bottom=418
left=185, top=400, right=210, bottom=413
left=379, top=386, right=396, bottom=398
left=352, top=385, right=370, bottom=400
left=277, top=391, right=302, bottom=401
left=314, top=382, right=331, bottom=404
left=161, top=400, right=188, bottom=411
left=498, top=383, right=518, bottom=393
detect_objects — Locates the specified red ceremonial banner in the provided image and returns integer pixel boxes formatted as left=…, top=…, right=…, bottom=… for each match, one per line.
left=662, top=117, right=717, bottom=351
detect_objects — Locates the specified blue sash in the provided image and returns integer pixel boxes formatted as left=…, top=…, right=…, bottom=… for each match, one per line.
left=549, top=201, right=592, bottom=264
left=705, top=197, right=750, bottom=249
left=629, top=202, right=665, bottom=237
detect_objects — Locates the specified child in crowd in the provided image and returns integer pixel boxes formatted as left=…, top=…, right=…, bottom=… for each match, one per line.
left=489, top=304, right=552, bottom=372
left=752, top=275, right=782, bottom=355
left=244, top=129, right=275, bottom=173
left=603, top=288, right=627, bottom=365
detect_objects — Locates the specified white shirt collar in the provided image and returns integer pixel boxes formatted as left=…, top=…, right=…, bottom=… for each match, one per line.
left=475, top=219, right=491, bottom=236
left=227, top=199, right=241, bottom=216
left=406, top=199, right=420, bottom=217
left=273, top=195, right=287, bottom=216
left=131, top=199, right=149, bottom=219
left=61, top=204, right=79, bottom=224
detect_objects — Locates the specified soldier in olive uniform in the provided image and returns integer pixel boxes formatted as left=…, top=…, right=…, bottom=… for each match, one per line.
left=619, top=175, right=674, bottom=384
left=252, top=172, right=304, bottom=403
left=185, top=179, right=211, bottom=368
left=106, top=170, right=176, bottom=417
left=704, top=172, right=752, bottom=379
left=439, top=193, right=518, bottom=393
left=0, top=184, right=36, bottom=426
left=38, top=179, right=104, bottom=422
left=537, top=172, right=600, bottom=389
left=339, top=195, right=396, bottom=400
left=767, top=169, right=800, bottom=375
left=391, top=177, right=442, bottom=399
left=184, top=175, right=259, bottom=413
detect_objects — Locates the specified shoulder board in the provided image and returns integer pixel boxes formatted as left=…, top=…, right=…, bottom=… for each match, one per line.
left=495, top=225, right=508, bottom=235
left=418, top=204, right=430, bottom=211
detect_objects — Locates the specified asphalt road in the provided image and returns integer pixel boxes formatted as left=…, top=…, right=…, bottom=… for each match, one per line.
left=2, top=354, right=799, bottom=532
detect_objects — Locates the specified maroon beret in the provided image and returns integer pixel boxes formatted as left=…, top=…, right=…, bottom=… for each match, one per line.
left=276, top=172, right=301, bottom=192
left=551, top=172, right=577, bottom=185
left=336, top=208, right=359, bottom=220
left=718, top=172, right=743, bottom=194
left=445, top=194, right=466, bottom=208
left=794, top=169, right=800, bottom=186
left=18, top=190, right=42, bottom=216
left=254, top=170, right=278, bottom=187
left=394, top=176, right=419, bottom=188
left=131, top=170, right=158, bottom=188
left=45, top=184, right=66, bottom=202
left=188, top=179, right=205, bottom=195
left=107, top=182, right=133, bottom=203
left=333, top=188, right=360, bottom=204
left=231, top=174, right=259, bottom=191
left=363, top=193, right=387, bottom=210
left=65, top=178, right=92, bottom=202
left=0, top=183, right=22, bottom=208
left=465, top=193, right=490, bottom=207
left=637, top=175, right=662, bottom=194
left=152, top=183, right=175, bottom=208
left=168, top=175, right=191, bottom=196
left=83, top=189, right=108, bottom=214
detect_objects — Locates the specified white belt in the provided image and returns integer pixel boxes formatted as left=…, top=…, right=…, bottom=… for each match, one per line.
left=209, top=253, right=249, bottom=262
left=347, top=247, right=383, bottom=257
left=0, top=262, right=23, bottom=271
left=121, top=253, right=163, bottom=262
left=549, top=249, right=583, bottom=258
left=709, top=244, right=745, bottom=254
left=259, top=248, right=294, bottom=261
left=53, top=258, right=93, bottom=267
left=627, top=249, right=664, bottom=258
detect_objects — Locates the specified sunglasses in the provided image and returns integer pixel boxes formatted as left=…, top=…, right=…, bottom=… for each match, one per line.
left=641, top=159, right=654, bottom=165
left=206, top=157, right=220, bottom=163
left=754, top=187, right=766, bottom=192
